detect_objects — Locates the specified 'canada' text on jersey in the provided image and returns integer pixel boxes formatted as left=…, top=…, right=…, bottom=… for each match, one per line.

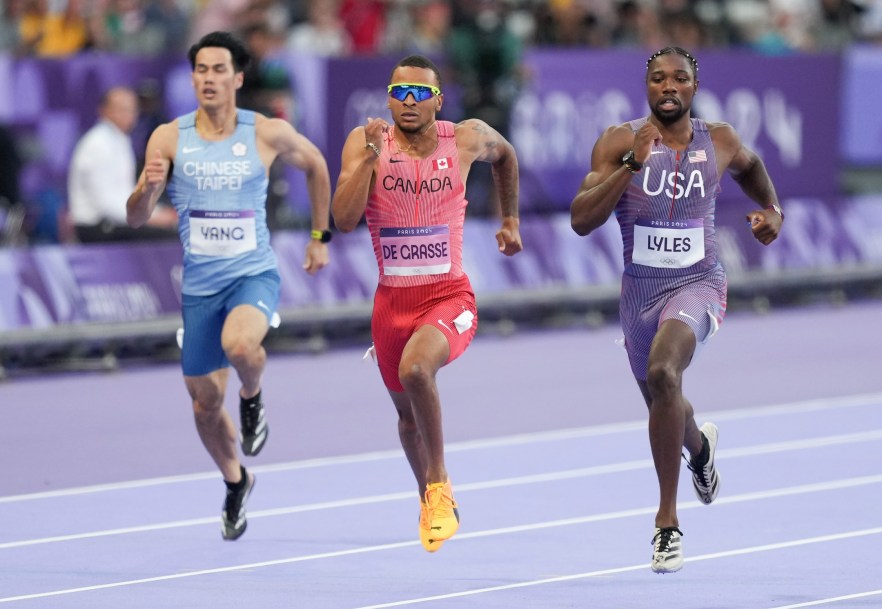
left=382, top=175, right=454, bottom=195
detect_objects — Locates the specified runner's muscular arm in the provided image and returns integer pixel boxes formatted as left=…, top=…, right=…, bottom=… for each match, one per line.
left=127, top=123, right=176, bottom=228
left=455, top=118, right=522, bottom=255
left=259, top=117, right=331, bottom=234
left=455, top=118, right=519, bottom=220
left=332, top=122, right=385, bottom=232
left=710, top=122, right=782, bottom=246
left=569, top=125, right=636, bottom=236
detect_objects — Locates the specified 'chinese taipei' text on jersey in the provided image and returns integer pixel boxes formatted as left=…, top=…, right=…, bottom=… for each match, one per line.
left=166, top=109, right=276, bottom=296
left=366, top=120, right=467, bottom=287
left=617, top=117, right=722, bottom=279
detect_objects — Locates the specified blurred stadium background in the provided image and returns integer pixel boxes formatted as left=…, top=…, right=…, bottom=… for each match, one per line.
left=1, top=0, right=881, bottom=376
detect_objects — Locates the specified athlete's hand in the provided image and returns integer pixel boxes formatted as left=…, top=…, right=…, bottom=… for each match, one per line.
left=746, top=208, right=782, bottom=246
left=364, top=117, right=390, bottom=155
left=633, top=123, right=662, bottom=164
left=496, top=217, right=523, bottom=256
left=303, top=240, right=329, bottom=275
left=143, top=149, right=168, bottom=195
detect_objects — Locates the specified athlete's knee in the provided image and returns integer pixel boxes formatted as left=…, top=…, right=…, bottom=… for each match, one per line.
left=398, top=359, right=435, bottom=392
left=189, top=382, right=225, bottom=420
left=645, top=361, right=682, bottom=397
left=224, top=339, right=262, bottom=368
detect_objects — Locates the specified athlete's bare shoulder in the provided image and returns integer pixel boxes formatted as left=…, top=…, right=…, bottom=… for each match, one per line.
left=154, top=119, right=180, bottom=136
left=706, top=120, right=736, bottom=137
left=254, top=113, right=296, bottom=137
left=707, top=121, right=743, bottom=162
left=147, top=120, right=180, bottom=160
left=453, top=117, right=495, bottom=145
left=254, top=113, right=305, bottom=157
left=608, top=122, right=636, bottom=140
left=454, top=118, right=510, bottom=164
left=594, top=122, right=635, bottom=158
left=454, top=117, right=490, bottom=131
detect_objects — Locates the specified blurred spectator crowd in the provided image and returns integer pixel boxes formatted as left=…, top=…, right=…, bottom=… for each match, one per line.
left=0, top=0, right=880, bottom=60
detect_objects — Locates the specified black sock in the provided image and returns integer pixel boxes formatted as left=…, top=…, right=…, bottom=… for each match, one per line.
left=240, top=390, right=261, bottom=408
left=224, top=465, right=248, bottom=490
left=691, top=434, right=710, bottom=466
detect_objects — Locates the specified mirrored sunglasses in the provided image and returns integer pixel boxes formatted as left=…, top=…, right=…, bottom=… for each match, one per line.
left=387, top=83, right=441, bottom=102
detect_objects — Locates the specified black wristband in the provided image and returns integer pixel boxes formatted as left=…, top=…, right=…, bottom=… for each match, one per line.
left=311, top=229, right=332, bottom=243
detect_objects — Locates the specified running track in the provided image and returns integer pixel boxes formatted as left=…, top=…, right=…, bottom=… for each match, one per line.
left=1, top=300, right=880, bottom=607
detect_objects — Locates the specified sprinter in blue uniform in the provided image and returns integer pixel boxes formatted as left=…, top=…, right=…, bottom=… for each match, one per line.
left=126, top=31, right=332, bottom=540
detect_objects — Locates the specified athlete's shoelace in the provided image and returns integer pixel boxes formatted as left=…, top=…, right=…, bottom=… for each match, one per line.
left=684, top=455, right=710, bottom=486
left=224, top=486, right=244, bottom=518
left=241, top=402, right=262, bottom=431
left=225, top=474, right=252, bottom=517
left=652, top=527, right=683, bottom=553
left=683, top=436, right=712, bottom=487
left=425, top=484, right=455, bottom=517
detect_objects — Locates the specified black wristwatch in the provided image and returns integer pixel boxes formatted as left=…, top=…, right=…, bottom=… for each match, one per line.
left=311, top=229, right=332, bottom=243
left=622, top=150, right=642, bottom=173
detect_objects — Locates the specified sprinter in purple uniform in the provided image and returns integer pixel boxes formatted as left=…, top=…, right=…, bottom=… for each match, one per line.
left=570, top=47, right=783, bottom=573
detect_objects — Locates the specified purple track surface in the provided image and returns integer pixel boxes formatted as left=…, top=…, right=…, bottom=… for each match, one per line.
left=1, top=301, right=881, bottom=608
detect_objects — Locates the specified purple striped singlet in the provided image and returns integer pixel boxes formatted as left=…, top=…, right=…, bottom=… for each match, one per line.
left=616, top=117, right=728, bottom=380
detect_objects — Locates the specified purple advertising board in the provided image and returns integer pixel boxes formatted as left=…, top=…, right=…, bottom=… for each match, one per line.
left=0, top=242, right=183, bottom=331
left=513, top=50, right=840, bottom=210
left=323, top=50, right=840, bottom=212
left=3, top=193, right=882, bottom=333
left=841, top=45, right=882, bottom=165
left=0, top=48, right=852, bottom=217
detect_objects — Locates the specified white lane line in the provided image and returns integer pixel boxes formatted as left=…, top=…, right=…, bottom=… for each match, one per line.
left=4, top=524, right=878, bottom=606
left=767, top=589, right=882, bottom=609
left=1, top=476, right=881, bottom=602
left=3, top=391, right=880, bottom=504
left=3, top=431, right=882, bottom=550
left=349, top=528, right=882, bottom=609
left=0, top=539, right=416, bottom=604
left=452, top=474, right=882, bottom=542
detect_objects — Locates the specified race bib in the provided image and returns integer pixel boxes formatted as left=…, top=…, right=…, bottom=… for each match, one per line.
left=380, top=225, right=451, bottom=276
left=632, top=218, right=705, bottom=269
left=189, top=210, right=257, bottom=257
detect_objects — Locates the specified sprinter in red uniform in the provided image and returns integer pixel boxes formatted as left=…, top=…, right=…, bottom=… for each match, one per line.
left=332, top=55, right=522, bottom=552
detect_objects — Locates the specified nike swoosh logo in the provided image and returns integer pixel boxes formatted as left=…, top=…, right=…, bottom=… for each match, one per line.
left=257, top=300, right=270, bottom=312
left=182, top=146, right=203, bottom=153
left=678, top=310, right=699, bottom=323
left=438, top=319, right=451, bottom=332
left=389, top=158, right=406, bottom=163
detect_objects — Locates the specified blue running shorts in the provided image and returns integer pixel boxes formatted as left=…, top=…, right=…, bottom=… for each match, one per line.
left=180, top=270, right=281, bottom=376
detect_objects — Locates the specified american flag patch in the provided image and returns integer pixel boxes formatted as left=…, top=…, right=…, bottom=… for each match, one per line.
left=432, top=157, right=453, bottom=170
left=687, top=150, right=707, bottom=163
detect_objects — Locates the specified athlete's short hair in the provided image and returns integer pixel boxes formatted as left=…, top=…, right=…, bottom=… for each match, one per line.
left=390, top=55, right=443, bottom=89
left=646, top=47, right=699, bottom=78
left=188, top=31, right=252, bottom=73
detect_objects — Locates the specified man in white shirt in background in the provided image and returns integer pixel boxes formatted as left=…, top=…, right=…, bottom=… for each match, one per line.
left=68, top=86, right=178, bottom=243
